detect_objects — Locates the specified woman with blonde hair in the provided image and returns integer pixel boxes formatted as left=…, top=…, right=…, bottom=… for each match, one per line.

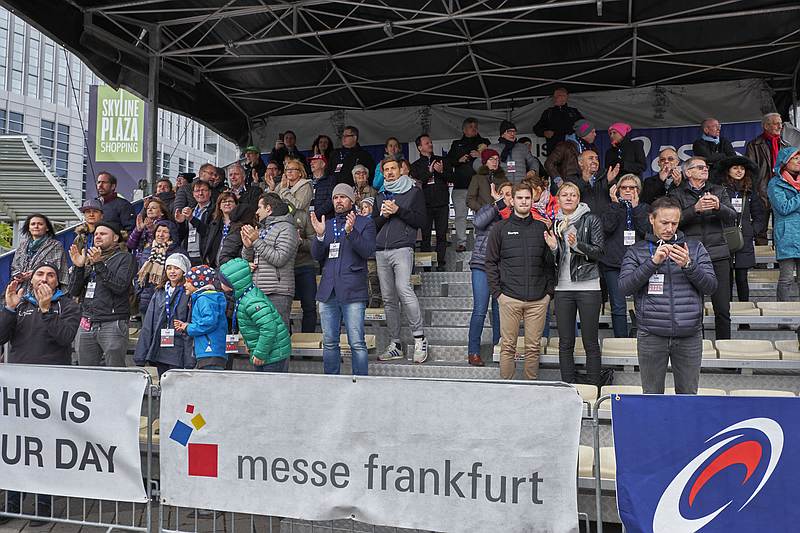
left=544, top=181, right=606, bottom=386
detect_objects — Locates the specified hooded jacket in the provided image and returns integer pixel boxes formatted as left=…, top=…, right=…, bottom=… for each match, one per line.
left=671, top=181, right=737, bottom=262
left=485, top=213, right=555, bottom=301
left=133, top=283, right=194, bottom=369
left=241, top=212, right=298, bottom=297
left=470, top=198, right=511, bottom=271
left=467, top=166, right=508, bottom=212
left=448, top=134, right=491, bottom=189
left=186, top=286, right=229, bottom=362
left=0, top=289, right=80, bottom=365
left=768, top=147, right=800, bottom=261
left=605, top=135, right=646, bottom=177
left=619, top=232, right=717, bottom=337
left=552, top=203, right=605, bottom=284
left=68, top=248, right=136, bottom=322
left=220, top=258, right=291, bottom=365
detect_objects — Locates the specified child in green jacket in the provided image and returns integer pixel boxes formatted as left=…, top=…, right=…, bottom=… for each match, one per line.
left=218, top=258, right=291, bottom=372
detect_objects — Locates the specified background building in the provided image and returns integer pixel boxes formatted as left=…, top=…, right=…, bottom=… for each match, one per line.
left=0, top=7, right=237, bottom=206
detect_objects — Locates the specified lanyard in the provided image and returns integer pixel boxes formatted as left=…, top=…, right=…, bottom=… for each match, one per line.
left=222, top=223, right=230, bottom=240
left=259, top=224, right=272, bottom=241
left=332, top=218, right=344, bottom=242
left=231, top=284, right=255, bottom=333
left=193, top=204, right=207, bottom=220
left=624, top=201, right=634, bottom=231
left=165, top=286, right=184, bottom=325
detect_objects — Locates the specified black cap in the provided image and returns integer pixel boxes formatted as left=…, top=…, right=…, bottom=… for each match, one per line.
left=94, top=221, right=123, bottom=238
left=499, top=119, right=516, bottom=135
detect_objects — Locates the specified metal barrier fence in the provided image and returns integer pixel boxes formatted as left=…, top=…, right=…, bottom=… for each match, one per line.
left=2, top=371, right=602, bottom=533
left=0, top=367, right=155, bottom=532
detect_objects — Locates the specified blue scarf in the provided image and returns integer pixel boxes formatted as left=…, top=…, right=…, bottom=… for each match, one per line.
left=24, top=289, right=64, bottom=306
left=701, top=134, right=720, bottom=145
left=384, top=174, right=413, bottom=194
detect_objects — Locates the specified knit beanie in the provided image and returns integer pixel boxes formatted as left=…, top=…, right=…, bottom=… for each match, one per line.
left=481, top=148, right=500, bottom=164
left=187, top=265, right=215, bottom=289
left=499, top=119, right=516, bottom=135
left=573, top=119, right=594, bottom=138
left=608, top=122, right=632, bottom=138
left=332, top=183, right=356, bottom=202
left=165, top=253, right=191, bottom=275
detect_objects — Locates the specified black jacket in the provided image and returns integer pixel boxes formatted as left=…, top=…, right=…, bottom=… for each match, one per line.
left=311, top=174, right=336, bottom=220
left=619, top=232, right=717, bottom=337
left=533, top=105, right=584, bottom=155
left=330, top=144, right=376, bottom=187
left=178, top=204, right=213, bottom=259
left=605, top=136, right=647, bottom=177
left=269, top=145, right=311, bottom=174
left=692, top=137, right=736, bottom=171
left=721, top=184, right=768, bottom=269
left=97, top=194, right=136, bottom=232
left=68, top=250, right=137, bottom=322
left=600, top=201, right=651, bottom=269
left=553, top=212, right=604, bottom=284
left=672, top=182, right=737, bottom=262
left=641, top=174, right=681, bottom=205
left=242, top=158, right=267, bottom=186
left=372, top=186, right=427, bottom=250
left=485, top=214, right=555, bottom=301
left=173, top=180, right=227, bottom=212
left=411, top=155, right=452, bottom=208
left=0, top=292, right=81, bottom=365
left=744, top=134, right=791, bottom=202
left=565, top=173, right=615, bottom=215
left=231, top=184, right=262, bottom=208
left=447, top=134, right=491, bottom=189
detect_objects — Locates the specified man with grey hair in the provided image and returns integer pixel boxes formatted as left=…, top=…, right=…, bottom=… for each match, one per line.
left=745, top=112, right=789, bottom=244
left=227, top=162, right=262, bottom=207
left=692, top=118, right=736, bottom=175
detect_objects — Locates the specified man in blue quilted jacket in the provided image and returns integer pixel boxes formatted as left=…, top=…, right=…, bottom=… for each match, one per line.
left=619, top=196, right=717, bottom=394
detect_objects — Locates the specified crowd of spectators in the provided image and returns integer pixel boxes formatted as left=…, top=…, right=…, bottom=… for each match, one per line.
left=2, top=86, right=799, bottom=396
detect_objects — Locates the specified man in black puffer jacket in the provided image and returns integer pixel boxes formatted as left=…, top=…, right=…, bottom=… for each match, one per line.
left=619, top=197, right=717, bottom=394
left=671, top=156, right=737, bottom=340
left=485, top=182, right=554, bottom=381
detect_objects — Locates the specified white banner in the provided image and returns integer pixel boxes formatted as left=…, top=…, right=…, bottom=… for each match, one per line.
left=0, top=365, right=149, bottom=502
left=160, top=372, right=582, bottom=533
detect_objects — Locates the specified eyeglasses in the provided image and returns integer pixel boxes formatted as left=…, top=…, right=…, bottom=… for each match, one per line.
left=220, top=200, right=236, bottom=205
left=658, top=157, right=677, bottom=163
left=688, top=165, right=709, bottom=171
left=619, top=185, right=638, bottom=191
left=285, top=168, right=301, bottom=173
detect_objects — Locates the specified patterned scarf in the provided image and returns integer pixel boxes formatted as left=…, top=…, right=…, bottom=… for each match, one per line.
left=138, top=240, right=170, bottom=286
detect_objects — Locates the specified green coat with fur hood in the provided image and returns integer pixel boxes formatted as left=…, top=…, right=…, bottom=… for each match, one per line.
left=219, top=258, right=291, bottom=365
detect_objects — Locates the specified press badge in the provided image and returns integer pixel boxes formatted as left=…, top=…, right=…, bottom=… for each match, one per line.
left=335, top=163, right=344, bottom=173
left=648, top=274, right=664, bottom=295
left=188, top=229, right=197, bottom=243
left=226, top=334, right=240, bottom=354
left=506, top=160, right=516, bottom=174
left=328, top=242, right=341, bottom=259
left=160, top=328, right=175, bottom=347
left=85, top=281, right=96, bottom=299
left=732, top=197, right=743, bottom=213
left=623, top=230, right=636, bottom=246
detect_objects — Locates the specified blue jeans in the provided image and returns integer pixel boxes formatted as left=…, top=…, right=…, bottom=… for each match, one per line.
left=319, top=299, right=368, bottom=376
left=468, top=269, right=500, bottom=354
left=254, top=358, right=289, bottom=373
left=601, top=265, right=629, bottom=338
left=294, top=265, right=318, bottom=333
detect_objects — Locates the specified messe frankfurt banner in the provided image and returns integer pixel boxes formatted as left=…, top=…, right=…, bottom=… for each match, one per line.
left=161, top=372, right=583, bottom=533
left=0, top=365, right=149, bottom=502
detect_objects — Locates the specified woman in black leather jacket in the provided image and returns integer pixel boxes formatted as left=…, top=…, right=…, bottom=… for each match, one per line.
left=544, top=182, right=606, bottom=386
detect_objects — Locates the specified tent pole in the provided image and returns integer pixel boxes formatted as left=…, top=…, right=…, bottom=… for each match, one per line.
left=147, top=26, right=160, bottom=195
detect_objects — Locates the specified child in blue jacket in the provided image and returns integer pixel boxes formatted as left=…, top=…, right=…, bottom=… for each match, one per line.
left=173, top=264, right=229, bottom=370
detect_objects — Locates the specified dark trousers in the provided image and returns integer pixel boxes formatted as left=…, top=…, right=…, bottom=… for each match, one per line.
left=731, top=267, right=750, bottom=302
left=637, top=330, right=702, bottom=394
left=294, top=265, right=318, bottom=333
left=554, top=290, right=602, bottom=385
left=421, top=205, right=449, bottom=266
left=711, top=259, right=731, bottom=339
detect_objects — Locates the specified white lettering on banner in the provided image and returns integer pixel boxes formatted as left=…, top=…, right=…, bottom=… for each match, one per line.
left=160, top=372, right=582, bottom=533
left=0, top=365, right=149, bottom=502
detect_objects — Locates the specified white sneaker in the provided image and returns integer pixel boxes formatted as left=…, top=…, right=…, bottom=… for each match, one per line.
left=378, top=342, right=404, bottom=361
left=413, top=337, right=428, bottom=363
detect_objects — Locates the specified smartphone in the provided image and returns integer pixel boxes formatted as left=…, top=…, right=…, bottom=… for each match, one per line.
left=278, top=133, right=285, bottom=142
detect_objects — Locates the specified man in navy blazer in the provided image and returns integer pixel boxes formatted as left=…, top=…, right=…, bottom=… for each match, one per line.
left=311, top=184, right=377, bottom=376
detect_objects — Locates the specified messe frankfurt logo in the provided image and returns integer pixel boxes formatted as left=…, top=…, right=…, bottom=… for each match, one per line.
left=168, top=404, right=218, bottom=478
left=653, top=417, right=783, bottom=533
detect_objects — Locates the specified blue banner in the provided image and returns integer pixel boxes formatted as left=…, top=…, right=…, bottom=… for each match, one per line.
left=612, top=395, right=797, bottom=533
left=592, top=122, right=763, bottom=175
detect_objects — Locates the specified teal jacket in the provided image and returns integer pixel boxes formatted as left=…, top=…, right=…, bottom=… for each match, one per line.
left=220, top=258, right=291, bottom=365
left=768, top=147, right=800, bottom=261
left=186, top=287, right=229, bottom=361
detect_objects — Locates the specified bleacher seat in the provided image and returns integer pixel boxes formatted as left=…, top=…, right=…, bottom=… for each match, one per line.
left=575, top=384, right=598, bottom=404
left=139, top=417, right=159, bottom=445
left=600, top=385, right=643, bottom=397
left=775, top=340, right=800, bottom=360
left=730, top=389, right=796, bottom=397
left=364, top=308, right=386, bottom=320
left=665, top=387, right=726, bottom=395
left=757, top=302, right=800, bottom=316
left=748, top=270, right=779, bottom=283
left=578, top=445, right=593, bottom=478
left=754, top=245, right=775, bottom=260
left=545, top=337, right=585, bottom=356
left=715, top=340, right=781, bottom=360
left=702, top=339, right=717, bottom=359
left=599, top=447, right=616, bottom=480
left=493, top=337, right=547, bottom=356
left=705, top=301, right=760, bottom=316
left=414, top=252, right=437, bottom=267
left=291, top=333, right=323, bottom=349
left=601, top=338, right=637, bottom=356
